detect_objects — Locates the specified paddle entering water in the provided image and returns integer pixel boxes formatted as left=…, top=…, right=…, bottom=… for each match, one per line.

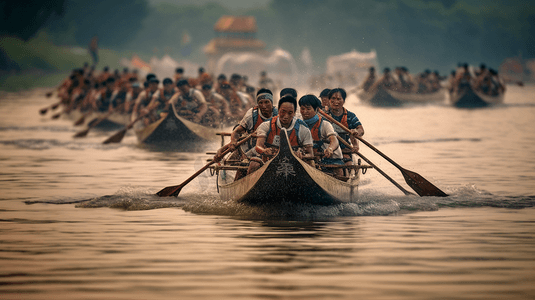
left=319, top=110, right=448, bottom=197
left=336, top=136, right=415, bottom=196
left=74, top=108, right=120, bottom=138
left=156, top=133, right=255, bottom=197
left=101, top=111, right=147, bottom=144
left=39, top=101, right=61, bottom=115
left=73, top=111, right=92, bottom=126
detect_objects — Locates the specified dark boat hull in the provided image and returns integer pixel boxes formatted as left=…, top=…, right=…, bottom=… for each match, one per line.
left=357, top=87, right=445, bottom=107
left=218, top=129, right=360, bottom=205
left=134, top=105, right=223, bottom=146
left=449, top=86, right=504, bottom=108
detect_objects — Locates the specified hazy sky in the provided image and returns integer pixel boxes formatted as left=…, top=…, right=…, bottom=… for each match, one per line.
left=149, top=0, right=271, bottom=11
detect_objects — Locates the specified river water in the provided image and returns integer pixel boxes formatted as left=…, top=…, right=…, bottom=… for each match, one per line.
left=0, top=85, right=534, bottom=299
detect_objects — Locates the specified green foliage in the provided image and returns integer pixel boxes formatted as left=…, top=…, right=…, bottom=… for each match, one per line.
left=45, top=0, right=149, bottom=48
left=0, top=0, right=65, bottom=41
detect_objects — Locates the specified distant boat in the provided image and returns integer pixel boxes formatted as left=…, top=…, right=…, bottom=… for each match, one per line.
left=449, top=85, right=504, bottom=108
left=356, top=87, right=446, bottom=107
left=133, top=104, right=225, bottom=146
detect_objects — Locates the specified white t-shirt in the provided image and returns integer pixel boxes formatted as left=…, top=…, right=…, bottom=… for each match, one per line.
left=239, top=107, right=272, bottom=132
left=256, top=117, right=313, bottom=147
left=172, top=89, right=206, bottom=111
left=314, top=120, right=343, bottom=159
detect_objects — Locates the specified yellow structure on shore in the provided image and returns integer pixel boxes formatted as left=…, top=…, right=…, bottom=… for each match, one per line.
left=203, top=16, right=266, bottom=72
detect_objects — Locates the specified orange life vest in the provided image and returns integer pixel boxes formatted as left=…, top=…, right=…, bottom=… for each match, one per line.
left=265, top=116, right=305, bottom=148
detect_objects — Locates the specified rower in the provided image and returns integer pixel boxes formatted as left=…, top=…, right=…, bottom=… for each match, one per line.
left=133, top=77, right=160, bottom=125
left=326, top=88, right=364, bottom=174
left=145, top=77, right=176, bottom=121
left=370, top=68, right=396, bottom=92
left=109, top=79, right=130, bottom=113
left=197, top=67, right=212, bottom=87
left=249, top=95, right=314, bottom=174
left=94, top=77, right=116, bottom=112
left=219, top=81, right=245, bottom=119
left=228, top=88, right=278, bottom=156
left=360, top=67, right=376, bottom=92
left=299, top=94, right=344, bottom=176
left=215, top=74, right=227, bottom=94
left=201, top=84, right=231, bottom=126
left=319, top=88, right=331, bottom=112
left=125, top=81, right=142, bottom=113
left=258, top=71, right=276, bottom=92
left=169, top=79, right=208, bottom=124
left=174, top=68, right=184, bottom=83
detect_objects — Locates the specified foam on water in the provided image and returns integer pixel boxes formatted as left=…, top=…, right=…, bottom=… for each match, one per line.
left=26, top=183, right=535, bottom=219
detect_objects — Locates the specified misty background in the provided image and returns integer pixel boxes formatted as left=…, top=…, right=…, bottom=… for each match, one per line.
left=1, top=0, right=534, bottom=78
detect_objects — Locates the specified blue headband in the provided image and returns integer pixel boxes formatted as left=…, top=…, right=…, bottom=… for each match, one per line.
left=257, top=93, right=273, bottom=103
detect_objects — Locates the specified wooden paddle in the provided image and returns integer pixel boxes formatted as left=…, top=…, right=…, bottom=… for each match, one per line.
left=73, top=111, right=92, bottom=126
left=73, top=110, right=116, bottom=138
left=319, top=110, right=448, bottom=197
left=336, top=136, right=414, bottom=196
left=101, top=111, right=146, bottom=144
left=39, top=101, right=61, bottom=115
left=156, top=133, right=255, bottom=197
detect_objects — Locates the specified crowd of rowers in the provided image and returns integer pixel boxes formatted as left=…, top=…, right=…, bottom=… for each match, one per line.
left=55, top=64, right=277, bottom=128
left=360, top=66, right=444, bottom=94
left=215, top=86, right=364, bottom=181
left=360, top=63, right=506, bottom=96
left=446, top=63, right=506, bottom=96
left=56, top=64, right=364, bottom=179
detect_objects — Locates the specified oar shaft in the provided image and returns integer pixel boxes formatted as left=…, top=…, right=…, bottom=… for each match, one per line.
left=319, top=110, right=402, bottom=169
left=156, top=133, right=255, bottom=197
left=336, top=135, right=413, bottom=195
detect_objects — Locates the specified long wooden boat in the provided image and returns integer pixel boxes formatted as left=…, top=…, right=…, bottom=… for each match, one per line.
left=66, top=109, right=131, bottom=130
left=357, top=87, right=446, bottom=107
left=214, top=129, right=368, bottom=205
left=133, top=103, right=225, bottom=145
left=449, top=85, right=504, bottom=108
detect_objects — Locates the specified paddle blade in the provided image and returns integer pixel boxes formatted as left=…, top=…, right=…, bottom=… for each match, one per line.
left=401, top=168, right=448, bottom=197
left=73, top=115, right=86, bottom=126
left=103, top=129, right=127, bottom=144
left=46, top=92, right=53, bottom=98
left=39, top=108, right=48, bottom=115
left=51, top=102, right=60, bottom=109
left=51, top=112, right=61, bottom=119
left=87, top=117, right=99, bottom=127
left=156, top=185, right=183, bottom=197
left=73, top=128, right=90, bottom=138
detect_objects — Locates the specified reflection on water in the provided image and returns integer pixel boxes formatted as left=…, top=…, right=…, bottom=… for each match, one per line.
left=0, top=86, right=534, bottom=299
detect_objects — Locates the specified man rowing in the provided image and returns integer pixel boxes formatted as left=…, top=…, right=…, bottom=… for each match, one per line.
left=132, top=77, right=160, bottom=125
left=169, top=79, right=208, bottom=124
left=299, top=94, right=344, bottom=177
left=326, top=88, right=364, bottom=173
left=94, top=77, right=116, bottom=112
left=214, top=88, right=278, bottom=180
left=228, top=88, right=278, bottom=157
left=360, top=67, right=376, bottom=92
left=201, top=84, right=231, bottom=126
left=218, top=81, right=246, bottom=120
left=248, top=95, right=314, bottom=174
left=143, top=78, right=176, bottom=122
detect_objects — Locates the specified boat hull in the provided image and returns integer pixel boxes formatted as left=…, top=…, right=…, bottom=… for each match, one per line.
left=449, top=86, right=504, bottom=108
left=218, top=129, right=360, bottom=205
left=134, top=104, right=223, bottom=146
left=357, top=87, right=445, bottom=107
left=66, top=109, right=130, bottom=130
